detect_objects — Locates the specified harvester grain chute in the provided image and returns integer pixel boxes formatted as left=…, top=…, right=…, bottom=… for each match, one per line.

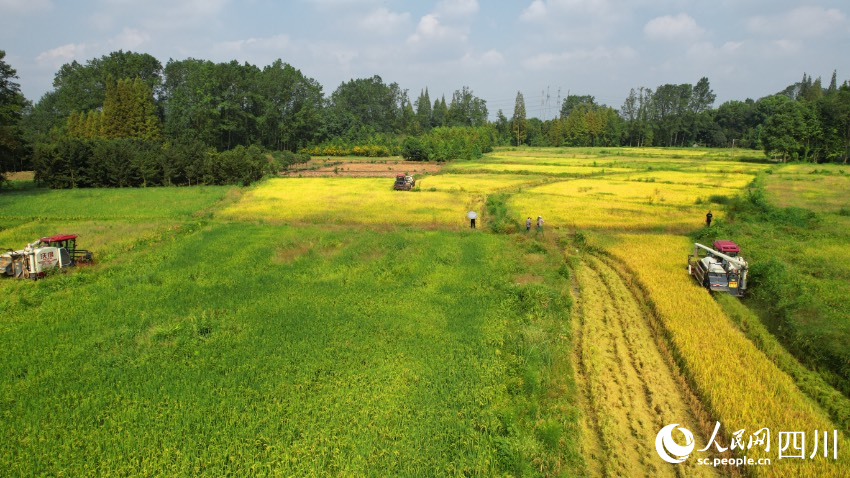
left=687, top=240, right=748, bottom=297
left=0, top=234, right=93, bottom=280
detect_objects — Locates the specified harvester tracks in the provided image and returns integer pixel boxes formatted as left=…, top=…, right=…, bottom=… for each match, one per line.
left=573, top=254, right=723, bottom=477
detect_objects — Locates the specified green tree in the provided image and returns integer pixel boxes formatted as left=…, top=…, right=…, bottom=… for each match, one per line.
left=0, top=50, right=30, bottom=180
left=511, top=91, right=527, bottom=146
left=415, top=88, right=432, bottom=133
left=446, top=86, right=487, bottom=127
left=432, top=96, right=448, bottom=128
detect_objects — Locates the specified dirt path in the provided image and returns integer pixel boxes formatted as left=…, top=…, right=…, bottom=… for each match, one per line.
left=573, top=254, right=722, bottom=477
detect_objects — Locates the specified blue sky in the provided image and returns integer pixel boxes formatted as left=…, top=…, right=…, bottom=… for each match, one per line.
left=1, top=0, right=848, bottom=117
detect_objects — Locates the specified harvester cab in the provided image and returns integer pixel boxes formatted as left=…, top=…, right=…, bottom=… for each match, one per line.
left=687, top=240, right=749, bottom=297
left=393, top=174, right=416, bottom=191
left=0, top=234, right=92, bottom=280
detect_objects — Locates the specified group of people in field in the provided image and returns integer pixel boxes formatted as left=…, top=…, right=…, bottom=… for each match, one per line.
left=468, top=210, right=711, bottom=231
left=467, top=213, right=544, bottom=232
left=526, top=216, right=544, bottom=233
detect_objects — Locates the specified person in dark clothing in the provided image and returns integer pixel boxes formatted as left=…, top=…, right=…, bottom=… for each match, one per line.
left=706, top=210, right=713, bottom=227
left=526, top=217, right=532, bottom=232
left=471, top=217, right=476, bottom=229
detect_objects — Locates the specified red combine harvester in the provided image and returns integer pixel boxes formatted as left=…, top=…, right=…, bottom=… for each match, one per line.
left=393, top=174, right=416, bottom=191
left=687, top=240, right=749, bottom=297
left=0, top=234, right=93, bottom=280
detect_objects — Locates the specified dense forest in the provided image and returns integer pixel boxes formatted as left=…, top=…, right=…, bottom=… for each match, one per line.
left=1, top=49, right=849, bottom=187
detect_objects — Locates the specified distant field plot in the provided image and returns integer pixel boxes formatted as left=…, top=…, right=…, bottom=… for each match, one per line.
left=772, top=163, right=850, bottom=175
left=415, top=173, right=546, bottom=193
left=678, top=160, right=774, bottom=175
left=511, top=193, right=707, bottom=232
left=446, top=161, right=632, bottom=176
left=508, top=178, right=729, bottom=231
left=524, top=178, right=739, bottom=206
left=618, top=170, right=756, bottom=189
left=0, top=186, right=234, bottom=220
left=764, top=173, right=850, bottom=212
left=219, top=178, right=477, bottom=226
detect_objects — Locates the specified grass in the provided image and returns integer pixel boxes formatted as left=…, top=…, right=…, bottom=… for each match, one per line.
left=0, top=185, right=235, bottom=220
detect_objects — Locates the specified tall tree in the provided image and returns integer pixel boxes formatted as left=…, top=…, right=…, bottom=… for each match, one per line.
left=0, top=50, right=30, bottom=179
left=511, top=91, right=527, bottom=146
left=415, top=88, right=432, bottom=133
left=432, top=96, right=448, bottom=128
left=446, top=86, right=487, bottom=127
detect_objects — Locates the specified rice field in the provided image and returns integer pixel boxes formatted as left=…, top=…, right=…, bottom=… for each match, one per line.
left=3, top=146, right=849, bottom=476
left=218, top=177, right=479, bottom=227
left=606, top=234, right=850, bottom=476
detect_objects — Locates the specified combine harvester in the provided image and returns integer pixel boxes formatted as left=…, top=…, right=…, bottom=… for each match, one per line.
left=687, top=240, right=749, bottom=297
left=1, top=234, right=92, bottom=280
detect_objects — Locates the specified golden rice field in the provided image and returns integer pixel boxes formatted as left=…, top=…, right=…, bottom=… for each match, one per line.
left=617, top=170, right=757, bottom=189
left=413, top=173, right=547, bottom=193
left=12, top=146, right=845, bottom=475
left=445, top=161, right=633, bottom=176
left=573, top=254, right=720, bottom=477
left=218, top=177, right=479, bottom=227
left=508, top=178, right=733, bottom=232
left=607, top=234, right=850, bottom=477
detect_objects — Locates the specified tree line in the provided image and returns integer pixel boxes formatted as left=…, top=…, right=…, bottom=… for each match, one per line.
left=1, top=49, right=849, bottom=186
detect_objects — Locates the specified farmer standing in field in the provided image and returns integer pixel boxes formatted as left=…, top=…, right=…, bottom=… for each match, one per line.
left=467, top=211, right=477, bottom=229
left=536, top=216, right=544, bottom=234
left=706, top=210, right=713, bottom=227
left=526, top=217, right=532, bottom=232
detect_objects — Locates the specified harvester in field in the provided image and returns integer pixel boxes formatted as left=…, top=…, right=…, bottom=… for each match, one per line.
left=687, top=240, right=749, bottom=297
left=1, top=234, right=93, bottom=280
left=393, top=174, right=416, bottom=191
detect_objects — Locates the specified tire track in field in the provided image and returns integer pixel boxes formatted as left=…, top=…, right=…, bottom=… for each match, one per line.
left=573, top=254, right=722, bottom=478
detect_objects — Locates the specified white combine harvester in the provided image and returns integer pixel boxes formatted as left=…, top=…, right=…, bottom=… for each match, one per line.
left=687, top=240, right=749, bottom=297
left=0, top=234, right=92, bottom=280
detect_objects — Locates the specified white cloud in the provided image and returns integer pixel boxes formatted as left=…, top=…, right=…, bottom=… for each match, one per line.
left=357, top=8, right=411, bottom=34
left=109, top=28, right=151, bottom=50
left=213, top=34, right=291, bottom=57
left=436, top=0, right=478, bottom=18
left=520, top=0, right=613, bottom=22
left=519, top=0, right=547, bottom=22
left=36, top=43, right=86, bottom=67
left=522, top=46, right=637, bottom=70
left=687, top=41, right=743, bottom=61
left=0, top=0, right=52, bottom=14
left=407, top=14, right=466, bottom=46
left=644, top=13, right=705, bottom=42
left=748, top=6, right=846, bottom=38
left=460, top=49, right=505, bottom=68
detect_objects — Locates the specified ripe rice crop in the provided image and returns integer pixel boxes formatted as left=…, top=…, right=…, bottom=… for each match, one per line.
left=618, top=170, right=756, bottom=189
left=415, top=173, right=547, bottom=193
left=508, top=178, right=732, bottom=232
left=607, top=234, right=850, bottom=477
left=446, top=162, right=632, bottom=176
left=218, top=177, right=478, bottom=227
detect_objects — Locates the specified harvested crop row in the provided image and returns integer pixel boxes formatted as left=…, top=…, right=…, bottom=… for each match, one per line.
left=573, top=255, right=719, bottom=477
left=608, top=234, right=850, bottom=477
